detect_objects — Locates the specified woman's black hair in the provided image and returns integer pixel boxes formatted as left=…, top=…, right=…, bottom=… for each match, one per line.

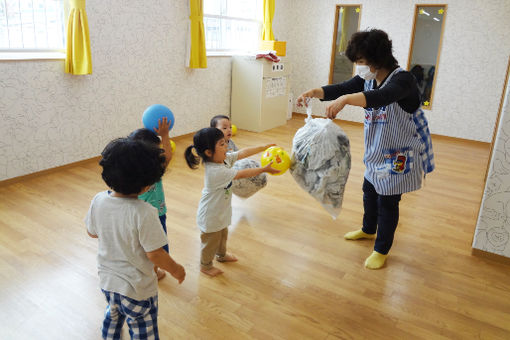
left=185, top=127, right=225, bottom=169
left=129, top=128, right=160, bottom=146
left=99, top=138, right=165, bottom=194
left=345, top=29, right=398, bottom=70
left=210, top=115, right=230, bottom=128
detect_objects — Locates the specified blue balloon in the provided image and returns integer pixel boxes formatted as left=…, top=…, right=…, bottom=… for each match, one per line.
left=142, top=104, right=175, bottom=132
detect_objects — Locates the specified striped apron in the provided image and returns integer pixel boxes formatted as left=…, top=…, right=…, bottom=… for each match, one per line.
left=363, top=68, right=435, bottom=195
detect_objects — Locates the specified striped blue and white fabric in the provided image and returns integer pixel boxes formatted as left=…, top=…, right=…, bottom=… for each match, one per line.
left=102, top=290, right=159, bottom=340
left=363, top=68, right=434, bottom=195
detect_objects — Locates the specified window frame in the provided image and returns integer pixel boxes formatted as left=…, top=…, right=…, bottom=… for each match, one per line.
left=203, top=1, right=263, bottom=57
left=0, top=0, right=67, bottom=61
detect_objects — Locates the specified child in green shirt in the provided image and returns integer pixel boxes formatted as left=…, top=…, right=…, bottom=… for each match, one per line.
left=129, top=118, right=173, bottom=280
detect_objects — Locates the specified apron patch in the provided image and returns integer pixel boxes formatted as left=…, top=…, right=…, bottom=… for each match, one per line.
left=382, top=148, right=413, bottom=175
left=365, top=106, right=387, bottom=124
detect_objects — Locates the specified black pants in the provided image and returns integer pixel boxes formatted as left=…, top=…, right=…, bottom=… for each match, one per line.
left=361, top=178, right=402, bottom=255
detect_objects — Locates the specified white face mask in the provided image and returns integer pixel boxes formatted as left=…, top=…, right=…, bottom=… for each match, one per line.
left=355, top=65, right=377, bottom=80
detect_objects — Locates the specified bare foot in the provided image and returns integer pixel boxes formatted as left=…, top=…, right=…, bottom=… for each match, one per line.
left=216, top=253, right=238, bottom=263
left=156, top=268, right=166, bottom=280
left=200, top=266, right=224, bottom=277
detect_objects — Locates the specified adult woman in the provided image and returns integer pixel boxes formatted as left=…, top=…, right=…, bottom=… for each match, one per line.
left=297, top=29, right=434, bottom=269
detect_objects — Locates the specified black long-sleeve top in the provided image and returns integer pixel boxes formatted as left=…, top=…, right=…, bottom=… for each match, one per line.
left=321, top=69, right=421, bottom=113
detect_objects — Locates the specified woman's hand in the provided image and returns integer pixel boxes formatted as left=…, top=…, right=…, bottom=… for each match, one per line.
left=325, top=96, right=347, bottom=119
left=297, top=88, right=324, bottom=107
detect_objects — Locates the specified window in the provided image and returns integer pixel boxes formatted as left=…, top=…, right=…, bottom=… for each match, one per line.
left=0, top=0, right=65, bottom=59
left=204, top=0, right=263, bottom=55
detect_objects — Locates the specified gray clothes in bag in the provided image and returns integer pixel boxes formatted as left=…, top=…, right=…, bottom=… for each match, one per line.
left=232, top=158, right=267, bottom=198
left=290, top=117, right=351, bottom=219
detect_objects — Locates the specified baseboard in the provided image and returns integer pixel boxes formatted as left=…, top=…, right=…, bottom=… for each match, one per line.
left=471, top=248, right=510, bottom=265
left=0, top=132, right=197, bottom=187
left=0, top=156, right=102, bottom=187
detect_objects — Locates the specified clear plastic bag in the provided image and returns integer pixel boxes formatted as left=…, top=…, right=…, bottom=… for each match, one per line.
left=290, top=111, right=351, bottom=219
left=232, top=158, right=268, bottom=198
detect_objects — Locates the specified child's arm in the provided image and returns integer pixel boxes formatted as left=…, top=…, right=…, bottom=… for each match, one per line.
left=237, top=143, right=275, bottom=160
left=234, top=161, right=280, bottom=179
left=154, top=118, right=172, bottom=168
left=146, top=248, right=186, bottom=284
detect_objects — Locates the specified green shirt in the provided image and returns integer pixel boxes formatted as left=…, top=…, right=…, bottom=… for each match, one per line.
left=138, top=180, right=166, bottom=216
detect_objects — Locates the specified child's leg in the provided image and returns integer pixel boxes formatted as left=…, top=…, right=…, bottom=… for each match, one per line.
left=154, top=214, right=168, bottom=280
left=122, top=295, right=159, bottom=340
left=200, top=231, right=223, bottom=276
left=216, top=228, right=237, bottom=262
left=101, top=290, right=126, bottom=340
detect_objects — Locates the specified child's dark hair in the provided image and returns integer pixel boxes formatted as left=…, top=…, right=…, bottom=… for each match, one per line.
left=210, top=115, right=230, bottom=128
left=99, top=138, right=165, bottom=194
left=185, top=127, right=225, bottom=169
left=129, top=128, right=160, bottom=146
left=345, top=29, right=398, bottom=70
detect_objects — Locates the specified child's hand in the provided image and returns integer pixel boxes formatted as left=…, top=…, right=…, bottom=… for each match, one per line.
left=262, top=162, right=280, bottom=175
left=170, top=263, right=186, bottom=284
left=154, top=117, right=170, bottom=137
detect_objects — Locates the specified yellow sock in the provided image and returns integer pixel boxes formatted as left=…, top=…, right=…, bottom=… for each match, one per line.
left=344, top=229, right=375, bottom=240
left=364, top=251, right=387, bottom=269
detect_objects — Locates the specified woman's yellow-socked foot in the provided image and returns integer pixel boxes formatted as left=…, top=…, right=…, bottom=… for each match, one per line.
left=364, top=251, right=387, bottom=269
left=344, top=229, right=375, bottom=240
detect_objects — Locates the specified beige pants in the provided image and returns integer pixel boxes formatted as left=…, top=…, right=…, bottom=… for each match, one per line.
left=200, top=228, right=228, bottom=269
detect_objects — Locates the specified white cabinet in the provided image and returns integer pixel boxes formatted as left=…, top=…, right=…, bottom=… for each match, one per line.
left=231, top=56, right=290, bottom=132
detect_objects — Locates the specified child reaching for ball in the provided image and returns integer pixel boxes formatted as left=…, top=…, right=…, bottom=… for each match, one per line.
left=184, top=127, right=279, bottom=276
left=210, top=115, right=238, bottom=152
left=129, top=117, right=172, bottom=280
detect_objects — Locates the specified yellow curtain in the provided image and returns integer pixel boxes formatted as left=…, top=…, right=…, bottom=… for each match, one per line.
left=338, top=8, right=349, bottom=53
left=65, top=0, right=92, bottom=75
left=189, top=0, right=207, bottom=69
left=262, top=0, right=275, bottom=41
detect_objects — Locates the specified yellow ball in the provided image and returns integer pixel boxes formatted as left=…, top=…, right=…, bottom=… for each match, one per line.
left=231, top=124, right=238, bottom=136
left=260, top=146, right=291, bottom=176
left=170, top=140, right=176, bottom=153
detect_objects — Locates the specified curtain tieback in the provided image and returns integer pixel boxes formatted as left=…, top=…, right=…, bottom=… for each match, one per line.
left=69, top=0, right=86, bottom=9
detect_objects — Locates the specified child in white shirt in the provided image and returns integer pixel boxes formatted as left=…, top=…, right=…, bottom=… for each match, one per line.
left=184, top=127, right=278, bottom=276
left=86, top=137, right=185, bottom=339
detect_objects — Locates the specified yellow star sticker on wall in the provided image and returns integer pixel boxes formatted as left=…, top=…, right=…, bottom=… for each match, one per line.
left=423, top=101, right=430, bottom=106
left=438, top=9, right=444, bottom=14
left=355, top=7, right=360, bottom=13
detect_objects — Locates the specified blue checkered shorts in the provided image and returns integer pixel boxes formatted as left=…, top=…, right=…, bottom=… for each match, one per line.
left=101, top=290, right=159, bottom=340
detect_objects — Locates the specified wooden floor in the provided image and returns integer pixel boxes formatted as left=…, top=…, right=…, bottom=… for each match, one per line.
left=1, top=115, right=510, bottom=339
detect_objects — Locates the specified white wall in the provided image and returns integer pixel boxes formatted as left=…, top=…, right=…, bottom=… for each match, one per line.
left=0, top=0, right=232, bottom=181
left=273, top=0, right=510, bottom=142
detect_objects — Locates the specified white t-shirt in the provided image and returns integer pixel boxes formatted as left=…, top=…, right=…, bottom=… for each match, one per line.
left=197, top=152, right=239, bottom=233
left=85, top=191, right=168, bottom=300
